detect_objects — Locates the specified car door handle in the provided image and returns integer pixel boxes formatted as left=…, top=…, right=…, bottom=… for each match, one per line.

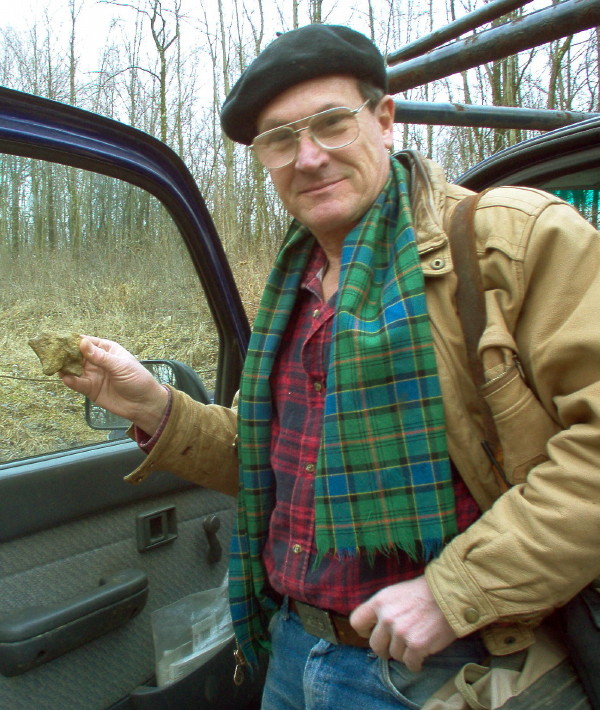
left=203, top=514, right=222, bottom=563
left=0, top=568, right=148, bottom=676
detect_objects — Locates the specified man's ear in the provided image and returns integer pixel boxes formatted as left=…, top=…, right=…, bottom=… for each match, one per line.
left=377, top=95, right=395, bottom=150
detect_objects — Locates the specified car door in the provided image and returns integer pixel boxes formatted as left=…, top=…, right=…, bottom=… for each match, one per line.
left=0, top=86, right=262, bottom=710
left=456, top=116, right=600, bottom=230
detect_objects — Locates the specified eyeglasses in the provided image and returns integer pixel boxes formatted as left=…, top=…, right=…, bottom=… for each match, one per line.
left=250, top=100, right=370, bottom=169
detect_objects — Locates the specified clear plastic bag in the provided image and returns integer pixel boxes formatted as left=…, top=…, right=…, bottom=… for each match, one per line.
left=151, top=577, right=234, bottom=687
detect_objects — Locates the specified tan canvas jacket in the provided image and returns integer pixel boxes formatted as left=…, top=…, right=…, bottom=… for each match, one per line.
left=125, top=150, right=600, bottom=656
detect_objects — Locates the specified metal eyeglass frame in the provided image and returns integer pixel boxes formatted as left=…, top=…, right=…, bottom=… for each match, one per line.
left=250, top=99, right=370, bottom=169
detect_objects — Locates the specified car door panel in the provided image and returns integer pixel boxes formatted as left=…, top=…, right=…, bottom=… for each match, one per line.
left=0, top=482, right=235, bottom=708
left=0, top=86, right=252, bottom=709
left=0, top=443, right=197, bottom=542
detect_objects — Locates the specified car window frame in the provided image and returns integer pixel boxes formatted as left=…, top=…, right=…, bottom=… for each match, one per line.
left=0, top=85, right=250, bottom=408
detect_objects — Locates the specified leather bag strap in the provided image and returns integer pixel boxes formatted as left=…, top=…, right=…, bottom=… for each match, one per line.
left=448, top=192, right=509, bottom=492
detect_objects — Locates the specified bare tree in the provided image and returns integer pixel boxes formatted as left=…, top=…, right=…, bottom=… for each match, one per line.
left=149, top=0, right=180, bottom=143
left=310, top=0, right=323, bottom=24
left=2, top=0, right=600, bottom=261
left=68, top=0, right=83, bottom=253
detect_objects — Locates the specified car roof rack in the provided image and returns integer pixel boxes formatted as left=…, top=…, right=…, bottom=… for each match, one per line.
left=386, top=0, right=600, bottom=131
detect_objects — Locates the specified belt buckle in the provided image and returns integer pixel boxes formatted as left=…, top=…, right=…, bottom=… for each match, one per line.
left=293, top=601, right=338, bottom=644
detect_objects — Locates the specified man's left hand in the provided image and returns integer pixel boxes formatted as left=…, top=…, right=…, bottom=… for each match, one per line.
left=349, top=575, right=457, bottom=672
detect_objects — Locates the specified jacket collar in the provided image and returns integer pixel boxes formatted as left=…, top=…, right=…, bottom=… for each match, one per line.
left=394, top=150, right=453, bottom=275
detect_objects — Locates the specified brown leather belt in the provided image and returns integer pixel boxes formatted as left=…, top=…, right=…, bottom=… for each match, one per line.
left=289, top=599, right=371, bottom=648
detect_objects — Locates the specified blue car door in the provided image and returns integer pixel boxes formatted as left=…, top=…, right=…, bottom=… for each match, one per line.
left=0, top=86, right=263, bottom=710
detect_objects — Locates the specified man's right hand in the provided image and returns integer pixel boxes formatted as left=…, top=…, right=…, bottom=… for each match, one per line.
left=60, top=336, right=169, bottom=437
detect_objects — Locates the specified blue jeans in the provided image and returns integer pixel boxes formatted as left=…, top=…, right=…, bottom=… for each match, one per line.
left=261, top=605, right=486, bottom=710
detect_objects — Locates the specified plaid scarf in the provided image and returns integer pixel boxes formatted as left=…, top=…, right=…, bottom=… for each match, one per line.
left=229, top=160, right=457, bottom=667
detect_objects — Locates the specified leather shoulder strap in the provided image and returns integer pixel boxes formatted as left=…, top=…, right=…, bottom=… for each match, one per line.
left=447, top=191, right=509, bottom=491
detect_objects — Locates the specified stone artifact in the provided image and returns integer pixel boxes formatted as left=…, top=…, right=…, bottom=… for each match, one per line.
left=28, top=332, right=84, bottom=376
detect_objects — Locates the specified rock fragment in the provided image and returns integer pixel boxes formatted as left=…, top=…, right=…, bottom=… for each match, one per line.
left=28, top=332, right=84, bottom=376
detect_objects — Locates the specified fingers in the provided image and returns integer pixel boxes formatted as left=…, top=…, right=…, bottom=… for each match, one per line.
left=79, top=337, right=139, bottom=376
left=79, top=337, right=113, bottom=364
left=365, top=620, right=426, bottom=671
left=351, top=598, right=400, bottom=661
left=349, top=599, right=378, bottom=638
left=367, top=619, right=392, bottom=659
left=352, top=611, right=425, bottom=671
left=402, top=645, right=425, bottom=673
left=59, top=337, right=114, bottom=395
left=350, top=578, right=457, bottom=673
left=59, top=372, right=91, bottom=395
left=356, top=609, right=416, bottom=664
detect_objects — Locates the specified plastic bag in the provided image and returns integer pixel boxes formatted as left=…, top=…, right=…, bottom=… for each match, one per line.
left=151, top=577, right=234, bottom=687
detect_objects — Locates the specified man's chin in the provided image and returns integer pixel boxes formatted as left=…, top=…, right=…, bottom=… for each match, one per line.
left=299, top=209, right=362, bottom=244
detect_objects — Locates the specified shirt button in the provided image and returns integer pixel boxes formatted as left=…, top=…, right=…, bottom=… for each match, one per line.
left=292, top=544, right=303, bottom=554
left=313, top=381, right=323, bottom=392
left=463, top=607, right=480, bottom=624
left=312, top=309, right=320, bottom=318
left=430, top=258, right=446, bottom=270
left=305, top=463, right=315, bottom=473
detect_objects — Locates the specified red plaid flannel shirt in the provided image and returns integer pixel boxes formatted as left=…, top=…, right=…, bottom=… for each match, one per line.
left=262, top=246, right=481, bottom=616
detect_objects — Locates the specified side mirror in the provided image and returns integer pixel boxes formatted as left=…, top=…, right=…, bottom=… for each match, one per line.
left=85, top=360, right=211, bottom=431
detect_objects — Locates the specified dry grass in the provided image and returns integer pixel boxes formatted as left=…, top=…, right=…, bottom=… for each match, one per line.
left=0, top=239, right=274, bottom=464
left=229, top=246, right=274, bottom=325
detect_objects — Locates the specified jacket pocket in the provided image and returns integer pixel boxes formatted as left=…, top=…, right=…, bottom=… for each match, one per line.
left=481, top=364, right=560, bottom=485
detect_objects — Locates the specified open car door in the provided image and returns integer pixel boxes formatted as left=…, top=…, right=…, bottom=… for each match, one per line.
left=0, top=86, right=264, bottom=710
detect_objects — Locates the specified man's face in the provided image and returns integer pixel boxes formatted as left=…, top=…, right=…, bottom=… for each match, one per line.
left=256, top=75, right=394, bottom=248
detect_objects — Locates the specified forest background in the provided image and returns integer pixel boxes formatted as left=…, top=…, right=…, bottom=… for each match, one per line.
left=2, top=0, right=599, bottom=263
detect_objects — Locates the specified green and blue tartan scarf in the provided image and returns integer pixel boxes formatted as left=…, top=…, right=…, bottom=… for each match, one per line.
left=229, top=159, right=457, bottom=667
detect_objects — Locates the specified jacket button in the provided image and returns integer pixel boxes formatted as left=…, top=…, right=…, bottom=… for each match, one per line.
left=463, top=607, right=480, bottom=624
left=430, top=258, right=446, bottom=270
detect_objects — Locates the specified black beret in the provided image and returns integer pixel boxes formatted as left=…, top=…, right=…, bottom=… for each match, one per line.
left=220, top=24, right=387, bottom=145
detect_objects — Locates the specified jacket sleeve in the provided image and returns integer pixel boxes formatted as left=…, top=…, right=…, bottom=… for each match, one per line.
left=124, top=385, right=239, bottom=497
left=426, top=191, right=600, bottom=642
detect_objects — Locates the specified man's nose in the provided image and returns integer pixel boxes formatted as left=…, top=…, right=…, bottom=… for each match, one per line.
left=293, top=130, right=329, bottom=170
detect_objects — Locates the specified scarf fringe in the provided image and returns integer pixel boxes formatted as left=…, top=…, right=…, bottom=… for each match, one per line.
left=315, top=536, right=447, bottom=566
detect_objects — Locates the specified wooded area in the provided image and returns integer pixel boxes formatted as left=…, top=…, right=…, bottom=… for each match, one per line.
left=0, top=0, right=599, bottom=259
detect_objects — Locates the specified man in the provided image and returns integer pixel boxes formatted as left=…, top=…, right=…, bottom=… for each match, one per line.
left=61, top=24, right=600, bottom=710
